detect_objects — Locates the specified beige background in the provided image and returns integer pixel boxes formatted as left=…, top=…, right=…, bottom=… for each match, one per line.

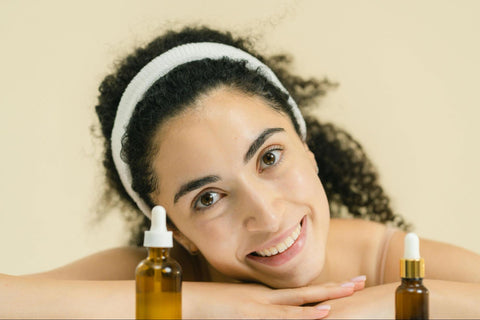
left=1, top=0, right=479, bottom=275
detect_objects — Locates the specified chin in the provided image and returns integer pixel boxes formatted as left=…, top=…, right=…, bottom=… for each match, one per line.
left=260, top=259, right=325, bottom=289
left=261, top=271, right=322, bottom=289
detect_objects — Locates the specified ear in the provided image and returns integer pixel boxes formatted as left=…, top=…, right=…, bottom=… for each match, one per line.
left=303, top=142, right=319, bottom=174
left=167, top=222, right=200, bottom=255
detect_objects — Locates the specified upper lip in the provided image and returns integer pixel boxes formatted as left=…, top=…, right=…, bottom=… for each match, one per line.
left=247, top=217, right=303, bottom=255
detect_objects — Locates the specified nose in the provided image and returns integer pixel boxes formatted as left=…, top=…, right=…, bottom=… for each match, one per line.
left=238, top=177, right=284, bottom=233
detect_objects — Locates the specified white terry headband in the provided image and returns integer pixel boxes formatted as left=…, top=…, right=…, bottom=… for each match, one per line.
left=111, top=42, right=307, bottom=218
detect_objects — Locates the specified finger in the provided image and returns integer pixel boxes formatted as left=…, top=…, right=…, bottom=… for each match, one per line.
left=272, top=284, right=355, bottom=305
left=353, top=280, right=365, bottom=291
left=318, top=281, right=342, bottom=288
left=315, top=275, right=367, bottom=290
left=349, top=275, right=367, bottom=291
left=338, top=280, right=364, bottom=291
left=337, top=275, right=367, bottom=291
left=256, top=303, right=331, bottom=319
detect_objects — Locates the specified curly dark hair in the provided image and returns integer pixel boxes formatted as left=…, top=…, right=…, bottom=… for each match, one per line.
left=94, top=25, right=410, bottom=246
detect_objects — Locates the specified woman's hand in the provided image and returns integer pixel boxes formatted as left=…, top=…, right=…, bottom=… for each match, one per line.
left=317, top=282, right=396, bottom=319
left=183, top=276, right=366, bottom=319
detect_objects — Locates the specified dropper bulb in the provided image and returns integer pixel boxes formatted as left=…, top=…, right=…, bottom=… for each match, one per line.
left=143, top=205, right=173, bottom=248
left=404, top=232, right=420, bottom=259
left=151, top=206, right=167, bottom=232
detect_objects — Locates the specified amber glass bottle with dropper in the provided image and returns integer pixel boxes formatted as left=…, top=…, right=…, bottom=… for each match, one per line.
left=136, top=206, right=182, bottom=319
left=395, top=232, right=429, bottom=319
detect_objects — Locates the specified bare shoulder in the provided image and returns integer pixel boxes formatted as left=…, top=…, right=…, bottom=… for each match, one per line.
left=26, top=246, right=147, bottom=280
left=329, top=218, right=387, bottom=233
left=328, top=218, right=396, bottom=286
left=383, top=227, right=480, bottom=284
left=329, top=218, right=391, bottom=246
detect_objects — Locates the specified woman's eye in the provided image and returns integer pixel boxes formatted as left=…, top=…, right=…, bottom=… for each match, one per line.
left=193, top=191, right=221, bottom=210
left=259, top=148, right=283, bottom=172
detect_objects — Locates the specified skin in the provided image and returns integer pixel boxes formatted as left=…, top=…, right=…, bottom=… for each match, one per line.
left=150, top=87, right=330, bottom=288
left=2, top=87, right=480, bottom=318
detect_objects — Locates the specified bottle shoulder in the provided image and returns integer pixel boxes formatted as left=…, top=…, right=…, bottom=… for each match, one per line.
left=135, top=256, right=182, bottom=273
left=396, top=278, right=429, bottom=293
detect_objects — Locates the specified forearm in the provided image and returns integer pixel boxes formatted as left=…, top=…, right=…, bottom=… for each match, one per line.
left=1, top=275, right=204, bottom=319
left=424, top=279, right=480, bottom=318
left=325, top=279, right=480, bottom=319
left=0, top=274, right=134, bottom=319
left=1, top=275, right=366, bottom=319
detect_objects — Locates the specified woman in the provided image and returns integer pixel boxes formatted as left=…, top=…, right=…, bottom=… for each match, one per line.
left=2, top=25, right=480, bottom=319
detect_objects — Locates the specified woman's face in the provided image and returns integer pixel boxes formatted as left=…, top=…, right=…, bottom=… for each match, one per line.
left=150, top=87, right=330, bottom=288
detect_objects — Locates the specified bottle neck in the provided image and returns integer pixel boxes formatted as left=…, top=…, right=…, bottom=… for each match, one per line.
left=401, top=277, right=424, bottom=285
left=147, top=247, right=170, bottom=260
left=400, top=258, right=425, bottom=278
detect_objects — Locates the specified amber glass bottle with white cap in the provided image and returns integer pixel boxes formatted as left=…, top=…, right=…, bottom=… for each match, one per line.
left=395, top=232, right=429, bottom=319
left=135, top=206, right=182, bottom=319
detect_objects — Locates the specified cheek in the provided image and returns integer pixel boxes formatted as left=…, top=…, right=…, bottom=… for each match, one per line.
left=192, top=221, right=238, bottom=259
left=192, top=220, right=253, bottom=279
left=280, top=154, right=330, bottom=225
left=198, top=231, right=245, bottom=277
left=282, top=157, right=325, bottom=202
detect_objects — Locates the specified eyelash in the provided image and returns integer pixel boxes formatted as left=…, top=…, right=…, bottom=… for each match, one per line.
left=258, top=145, right=284, bottom=173
left=192, top=145, right=285, bottom=211
left=192, top=190, right=223, bottom=211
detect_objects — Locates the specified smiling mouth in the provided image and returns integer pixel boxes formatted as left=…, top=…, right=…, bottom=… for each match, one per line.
left=250, top=222, right=302, bottom=257
left=247, top=216, right=306, bottom=264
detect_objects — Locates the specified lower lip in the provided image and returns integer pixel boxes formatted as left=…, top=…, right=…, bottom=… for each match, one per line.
left=246, top=216, right=307, bottom=267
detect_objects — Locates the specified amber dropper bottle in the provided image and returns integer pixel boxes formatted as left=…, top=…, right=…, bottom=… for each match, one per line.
left=395, top=232, right=429, bottom=319
left=136, top=206, right=182, bottom=319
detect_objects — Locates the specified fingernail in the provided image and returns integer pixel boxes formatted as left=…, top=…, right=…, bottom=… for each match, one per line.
left=350, top=275, right=367, bottom=282
left=341, top=281, right=355, bottom=288
left=315, top=304, right=331, bottom=311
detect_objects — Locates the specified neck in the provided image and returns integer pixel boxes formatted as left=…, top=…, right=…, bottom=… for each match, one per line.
left=309, top=219, right=350, bottom=286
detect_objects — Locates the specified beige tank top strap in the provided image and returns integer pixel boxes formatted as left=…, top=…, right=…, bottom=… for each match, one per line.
left=376, top=225, right=398, bottom=285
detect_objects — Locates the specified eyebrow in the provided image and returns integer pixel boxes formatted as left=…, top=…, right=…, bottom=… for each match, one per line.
left=244, top=127, right=285, bottom=164
left=173, top=127, right=285, bottom=204
left=174, top=175, right=220, bottom=204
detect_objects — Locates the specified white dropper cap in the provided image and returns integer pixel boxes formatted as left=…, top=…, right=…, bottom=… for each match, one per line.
left=143, top=206, right=173, bottom=248
left=400, top=232, right=425, bottom=278
left=403, top=232, right=420, bottom=259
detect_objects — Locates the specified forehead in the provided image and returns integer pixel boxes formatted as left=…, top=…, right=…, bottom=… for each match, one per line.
left=151, top=88, right=297, bottom=197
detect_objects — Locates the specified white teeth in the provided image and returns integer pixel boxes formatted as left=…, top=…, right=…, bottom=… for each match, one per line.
left=277, top=242, right=287, bottom=253
left=285, top=236, right=294, bottom=247
left=255, top=223, right=302, bottom=257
